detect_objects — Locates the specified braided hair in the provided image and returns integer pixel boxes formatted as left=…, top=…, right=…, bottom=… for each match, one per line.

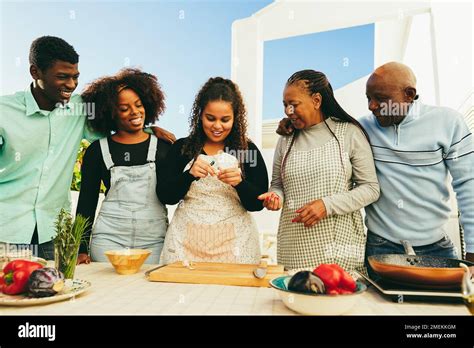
left=182, top=77, right=249, bottom=162
left=281, top=69, right=370, bottom=177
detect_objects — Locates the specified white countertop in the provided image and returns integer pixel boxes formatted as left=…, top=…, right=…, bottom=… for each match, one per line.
left=1, top=262, right=470, bottom=315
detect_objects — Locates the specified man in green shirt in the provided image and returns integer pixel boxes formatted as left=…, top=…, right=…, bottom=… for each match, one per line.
left=0, top=36, right=175, bottom=260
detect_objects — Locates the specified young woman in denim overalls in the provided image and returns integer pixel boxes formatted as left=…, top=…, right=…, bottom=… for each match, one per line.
left=76, top=68, right=173, bottom=264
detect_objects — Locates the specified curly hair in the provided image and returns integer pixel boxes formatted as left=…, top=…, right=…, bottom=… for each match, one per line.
left=182, top=77, right=248, bottom=161
left=29, top=36, right=79, bottom=71
left=81, top=68, right=166, bottom=134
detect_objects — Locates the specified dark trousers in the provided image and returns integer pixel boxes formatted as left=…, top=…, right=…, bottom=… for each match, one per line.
left=30, top=226, right=55, bottom=260
left=1, top=226, right=55, bottom=261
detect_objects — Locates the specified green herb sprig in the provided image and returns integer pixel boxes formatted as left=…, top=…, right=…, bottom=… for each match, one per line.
left=53, top=209, right=91, bottom=279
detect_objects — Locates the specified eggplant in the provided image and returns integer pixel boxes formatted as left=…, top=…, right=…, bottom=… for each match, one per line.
left=288, top=271, right=325, bottom=294
left=27, top=267, right=65, bottom=298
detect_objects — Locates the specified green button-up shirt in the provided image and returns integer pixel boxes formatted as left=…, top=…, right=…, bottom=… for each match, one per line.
left=0, top=86, right=101, bottom=244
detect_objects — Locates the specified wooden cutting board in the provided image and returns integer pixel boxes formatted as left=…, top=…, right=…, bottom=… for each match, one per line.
left=145, top=261, right=286, bottom=287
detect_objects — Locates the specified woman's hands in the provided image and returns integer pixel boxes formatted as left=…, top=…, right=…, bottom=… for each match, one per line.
left=259, top=194, right=327, bottom=226
left=258, top=192, right=282, bottom=211
left=217, top=168, right=242, bottom=187
left=190, top=157, right=218, bottom=178
left=292, top=199, right=327, bottom=228
left=190, top=157, right=242, bottom=186
left=77, top=253, right=91, bottom=265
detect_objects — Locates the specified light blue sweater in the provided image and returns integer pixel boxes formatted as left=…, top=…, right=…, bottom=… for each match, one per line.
left=359, top=101, right=474, bottom=252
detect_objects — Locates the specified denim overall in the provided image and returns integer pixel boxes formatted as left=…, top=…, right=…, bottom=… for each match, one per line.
left=90, top=135, right=168, bottom=264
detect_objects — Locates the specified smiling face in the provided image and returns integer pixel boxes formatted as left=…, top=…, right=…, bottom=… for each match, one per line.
left=114, top=88, right=146, bottom=132
left=201, top=100, right=234, bottom=144
left=283, top=83, right=322, bottom=129
left=366, top=63, right=417, bottom=127
left=366, top=74, right=410, bottom=127
left=31, top=60, right=80, bottom=105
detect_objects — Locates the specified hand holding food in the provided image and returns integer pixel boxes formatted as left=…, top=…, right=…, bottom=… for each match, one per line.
left=189, top=157, right=217, bottom=178
left=217, top=167, right=242, bottom=186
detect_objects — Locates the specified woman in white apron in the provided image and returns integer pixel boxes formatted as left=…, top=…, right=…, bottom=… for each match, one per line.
left=157, top=77, right=269, bottom=264
left=77, top=68, right=171, bottom=264
left=259, top=70, right=380, bottom=271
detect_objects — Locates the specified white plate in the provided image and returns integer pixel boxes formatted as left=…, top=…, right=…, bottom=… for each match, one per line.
left=0, top=279, right=91, bottom=306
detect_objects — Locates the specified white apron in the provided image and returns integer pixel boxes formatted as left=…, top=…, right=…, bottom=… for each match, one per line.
left=161, top=152, right=261, bottom=264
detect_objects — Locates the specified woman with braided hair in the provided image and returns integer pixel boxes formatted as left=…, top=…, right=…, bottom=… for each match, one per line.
left=157, top=77, right=269, bottom=264
left=258, top=70, right=380, bottom=271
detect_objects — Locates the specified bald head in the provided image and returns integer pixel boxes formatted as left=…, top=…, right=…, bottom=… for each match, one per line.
left=366, top=62, right=418, bottom=127
left=372, top=62, right=417, bottom=89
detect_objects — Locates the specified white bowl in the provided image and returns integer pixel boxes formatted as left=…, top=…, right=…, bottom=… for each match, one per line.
left=270, top=275, right=367, bottom=315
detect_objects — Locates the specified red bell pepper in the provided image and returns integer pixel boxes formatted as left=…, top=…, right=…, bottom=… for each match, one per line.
left=329, top=263, right=357, bottom=292
left=313, top=264, right=341, bottom=290
left=0, top=259, right=43, bottom=295
left=313, top=263, right=356, bottom=294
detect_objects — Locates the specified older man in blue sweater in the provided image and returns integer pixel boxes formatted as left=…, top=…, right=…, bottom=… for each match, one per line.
left=359, top=62, right=473, bottom=263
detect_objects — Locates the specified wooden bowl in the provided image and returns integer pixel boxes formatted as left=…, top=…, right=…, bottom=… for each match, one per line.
left=105, top=249, right=151, bottom=275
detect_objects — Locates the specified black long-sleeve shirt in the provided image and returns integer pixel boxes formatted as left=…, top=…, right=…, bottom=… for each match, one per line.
left=76, top=135, right=171, bottom=253
left=156, top=137, right=269, bottom=212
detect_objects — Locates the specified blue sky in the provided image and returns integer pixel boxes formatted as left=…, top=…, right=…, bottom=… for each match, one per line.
left=263, top=24, right=374, bottom=120
left=0, top=0, right=373, bottom=138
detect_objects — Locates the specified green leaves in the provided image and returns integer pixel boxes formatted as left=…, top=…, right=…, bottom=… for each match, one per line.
left=70, top=139, right=89, bottom=192
left=53, top=209, right=91, bottom=279
left=70, top=139, right=106, bottom=193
